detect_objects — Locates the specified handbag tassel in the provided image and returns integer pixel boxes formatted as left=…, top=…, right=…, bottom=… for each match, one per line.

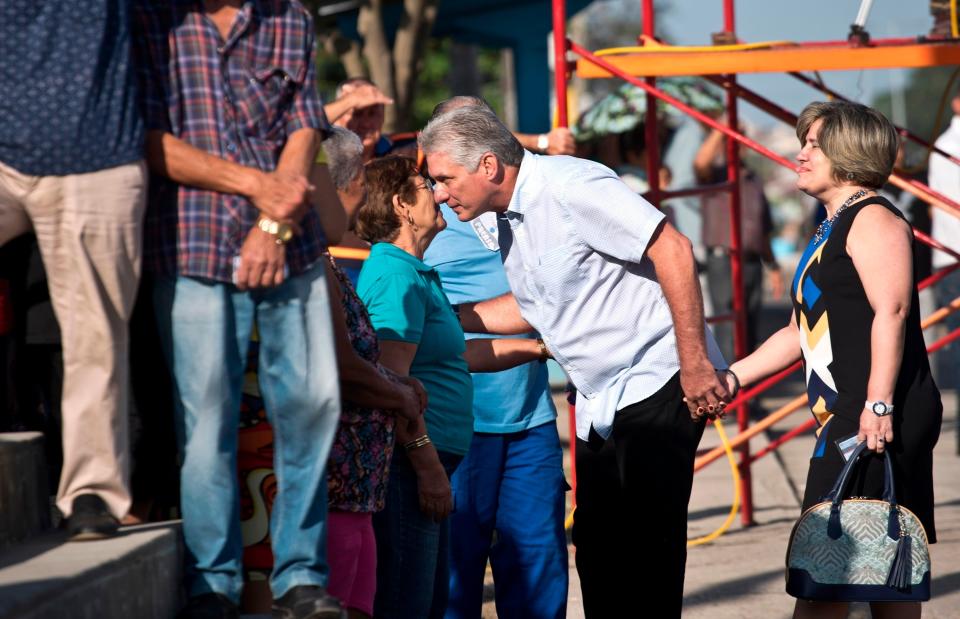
left=885, top=534, right=913, bottom=590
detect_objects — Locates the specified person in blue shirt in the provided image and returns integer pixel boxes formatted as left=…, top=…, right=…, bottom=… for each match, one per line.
left=423, top=96, right=569, bottom=619
left=0, top=0, right=146, bottom=541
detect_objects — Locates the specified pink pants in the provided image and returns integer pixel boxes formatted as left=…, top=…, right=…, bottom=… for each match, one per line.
left=327, top=510, right=377, bottom=615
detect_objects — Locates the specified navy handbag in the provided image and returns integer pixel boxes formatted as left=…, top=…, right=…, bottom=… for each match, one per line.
left=785, top=442, right=931, bottom=602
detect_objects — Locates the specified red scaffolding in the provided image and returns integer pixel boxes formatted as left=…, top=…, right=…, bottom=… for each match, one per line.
left=552, top=0, right=960, bottom=526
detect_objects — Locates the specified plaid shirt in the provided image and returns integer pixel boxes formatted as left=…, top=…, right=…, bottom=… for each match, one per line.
left=134, top=0, right=329, bottom=282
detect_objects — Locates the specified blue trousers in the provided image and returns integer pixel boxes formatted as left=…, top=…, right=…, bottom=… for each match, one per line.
left=373, top=449, right=462, bottom=619
left=153, top=263, right=340, bottom=602
left=445, top=422, right=568, bottom=619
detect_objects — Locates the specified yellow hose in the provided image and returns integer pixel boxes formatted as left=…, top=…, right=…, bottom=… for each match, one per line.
left=687, top=419, right=742, bottom=547
left=595, top=35, right=795, bottom=56
left=563, top=418, right=742, bottom=548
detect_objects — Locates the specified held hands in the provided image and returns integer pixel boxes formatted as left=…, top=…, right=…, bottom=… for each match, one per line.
left=235, top=226, right=286, bottom=290
left=858, top=408, right=894, bottom=453
left=396, top=376, right=428, bottom=422
left=416, top=459, right=453, bottom=522
left=250, top=170, right=313, bottom=224
left=681, top=362, right=732, bottom=421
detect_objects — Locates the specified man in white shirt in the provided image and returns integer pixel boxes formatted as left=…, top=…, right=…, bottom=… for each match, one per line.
left=419, top=104, right=728, bottom=618
left=927, top=92, right=960, bottom=394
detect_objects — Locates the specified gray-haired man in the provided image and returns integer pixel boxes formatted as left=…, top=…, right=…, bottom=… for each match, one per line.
left=419, top=105, right=728, bottom=618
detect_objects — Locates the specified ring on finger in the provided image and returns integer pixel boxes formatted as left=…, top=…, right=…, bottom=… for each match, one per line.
left=696, top=406, right=706, bottom=415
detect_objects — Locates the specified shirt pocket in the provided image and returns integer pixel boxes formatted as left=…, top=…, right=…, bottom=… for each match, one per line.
left=239, top=65, right=300, bottom=138
left=532, top=245, right=582, bottom=305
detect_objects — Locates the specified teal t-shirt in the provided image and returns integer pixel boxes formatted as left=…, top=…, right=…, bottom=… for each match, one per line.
left=357, top=242, right=474, bottom=455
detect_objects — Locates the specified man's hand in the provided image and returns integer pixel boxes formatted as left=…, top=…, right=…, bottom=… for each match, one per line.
left=236, top=226, right=286, bottom=290
left=249, top=170, right=313, bottom=223
left=545, top=127, right=575, bottom=155
left=346, top=83, right=393, bottom=110
left=681, top=361, right=731, bottom=420
left=416, top=459, right=453, bottom=522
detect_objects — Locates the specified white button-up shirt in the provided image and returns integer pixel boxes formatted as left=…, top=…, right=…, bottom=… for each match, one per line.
left=928, top=116, right=960, bottom=269
left=498, top=151, right=725, bottom=440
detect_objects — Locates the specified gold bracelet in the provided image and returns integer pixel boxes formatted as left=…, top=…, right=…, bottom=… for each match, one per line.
left=536, top=337, right=549, bottom=362
left=403, top=435, right=432, bottom=451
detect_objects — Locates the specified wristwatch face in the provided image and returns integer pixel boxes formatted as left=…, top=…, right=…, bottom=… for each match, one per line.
left=871, top=401, right=890, bottom=416
left=276, top=223, right=294, bottom=243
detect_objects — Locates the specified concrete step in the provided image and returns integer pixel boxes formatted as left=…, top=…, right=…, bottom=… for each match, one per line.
left=0, top=433, right=51, bottom=547
left=0, top=522, right=182, bottom=619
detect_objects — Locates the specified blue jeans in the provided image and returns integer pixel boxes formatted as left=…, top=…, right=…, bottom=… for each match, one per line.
left=153, top=262, right=340, bottom=602
left=373, top=449, right=462, bottom=619
left=445, top=422, right=569, bottom=619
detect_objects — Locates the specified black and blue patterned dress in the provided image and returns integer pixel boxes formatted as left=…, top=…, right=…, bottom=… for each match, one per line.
left=792, top=196, right=941, bottom=540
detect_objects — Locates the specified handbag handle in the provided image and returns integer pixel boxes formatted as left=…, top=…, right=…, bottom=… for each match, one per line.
left=824, top=441, right=900, bottom=540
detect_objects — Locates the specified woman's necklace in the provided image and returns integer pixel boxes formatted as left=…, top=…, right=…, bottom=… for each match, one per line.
left=813, top=188, right=869, bottom=244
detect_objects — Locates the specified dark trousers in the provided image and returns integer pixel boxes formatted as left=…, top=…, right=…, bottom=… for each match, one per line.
left=706, top=251, right=764, bottom=362
left=572, top=373, right=705, bottom=618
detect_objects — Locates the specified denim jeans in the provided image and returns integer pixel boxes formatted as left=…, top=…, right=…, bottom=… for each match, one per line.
left=153, top=262, right=340, bottom=603
left=373, top=449, right=462, bottom=619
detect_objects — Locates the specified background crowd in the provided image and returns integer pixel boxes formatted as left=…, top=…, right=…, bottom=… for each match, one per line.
left=0, top=2, right=957, bottom=619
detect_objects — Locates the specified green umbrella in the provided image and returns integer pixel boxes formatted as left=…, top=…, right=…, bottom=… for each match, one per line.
left=573, top=77, right=724, bottom=141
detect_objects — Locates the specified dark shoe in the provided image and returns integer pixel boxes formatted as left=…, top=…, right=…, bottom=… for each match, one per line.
left=176, top=593, right=239, bottom=619
left=65, top=494, right=119, bottom=541
left=272, top=585, right=344, bottom=619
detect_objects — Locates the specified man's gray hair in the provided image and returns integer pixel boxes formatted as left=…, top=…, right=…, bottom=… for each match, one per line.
left=322, top=126, right=365, bottom=190
left=430, top=95, right=492, bottom=120
left=419, top=105, right=524, bottom=171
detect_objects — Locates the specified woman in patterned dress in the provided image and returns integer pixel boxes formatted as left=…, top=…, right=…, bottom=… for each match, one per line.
left=318, top=127, right=426, bottom=619
left=726, top=101, right=941, bottom=619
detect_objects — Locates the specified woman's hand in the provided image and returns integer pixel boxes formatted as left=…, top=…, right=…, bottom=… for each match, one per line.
left=415, top=459, right=453, bottom=522
left=857, top=408, right=894, bottom=453
left=393, top=383, right=423, bottom=423
left=397, top=375, right=428, bottom=415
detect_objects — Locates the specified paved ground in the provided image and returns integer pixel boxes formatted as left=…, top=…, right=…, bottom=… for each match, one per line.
left=480, top=388, right=960, bottom=618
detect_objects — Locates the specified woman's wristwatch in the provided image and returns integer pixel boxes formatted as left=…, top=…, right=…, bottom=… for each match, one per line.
left=865, top=400, right=894, bottom=417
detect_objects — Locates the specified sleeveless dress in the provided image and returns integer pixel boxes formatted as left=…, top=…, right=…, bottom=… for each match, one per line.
left=792, top=196, right=942, bottom=541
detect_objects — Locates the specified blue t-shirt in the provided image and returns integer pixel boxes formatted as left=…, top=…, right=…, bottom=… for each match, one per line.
left=357, top=242, right=474, bottom=456
left=0, top=1, right=144, bottom=175
left=424, top=203, right=557, bottom=434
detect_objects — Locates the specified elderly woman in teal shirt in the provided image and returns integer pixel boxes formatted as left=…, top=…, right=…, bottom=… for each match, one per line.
left=355, top=155, right=546, bottom=619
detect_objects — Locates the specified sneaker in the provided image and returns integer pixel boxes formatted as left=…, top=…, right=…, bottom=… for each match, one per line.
left=65, top=494, right=119, bottom=541
left=176, top=593, right=239, bottom=619
left=271, top=585, right=344, bottom=619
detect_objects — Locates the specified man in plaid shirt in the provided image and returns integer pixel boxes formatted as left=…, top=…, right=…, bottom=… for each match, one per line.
left=133, top=2, right=342, bottom=618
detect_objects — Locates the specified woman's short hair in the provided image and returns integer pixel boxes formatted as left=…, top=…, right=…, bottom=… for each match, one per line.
left=796, top=101, right=899, bottom=189
left=322, top=126, right=364, bottom=190
left=355, top=155, right=419, bottom=244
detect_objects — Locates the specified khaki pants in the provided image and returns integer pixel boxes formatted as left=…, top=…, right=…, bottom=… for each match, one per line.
left=0, top=160, right=146, bottom=519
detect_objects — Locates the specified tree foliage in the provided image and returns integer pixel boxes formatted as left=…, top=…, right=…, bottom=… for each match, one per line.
left=872, top=66, right=960, bottom=169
